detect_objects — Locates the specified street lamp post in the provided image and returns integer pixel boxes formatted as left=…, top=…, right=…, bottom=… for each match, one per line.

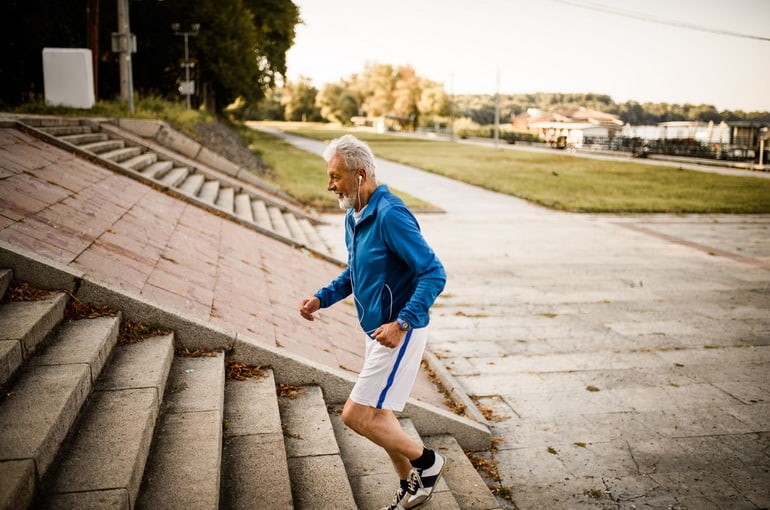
left=172, top=23, right=199, bottom=109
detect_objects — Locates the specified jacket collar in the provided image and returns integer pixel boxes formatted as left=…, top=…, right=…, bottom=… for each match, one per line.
left=348, top=184, right=388, bottom=226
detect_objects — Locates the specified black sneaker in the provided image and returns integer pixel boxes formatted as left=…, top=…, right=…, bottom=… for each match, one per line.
left=403, top=452, right=446, bottom=509
left=380, top=485, right=407, bottom=510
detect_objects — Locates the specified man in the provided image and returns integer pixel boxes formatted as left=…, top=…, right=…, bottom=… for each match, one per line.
left=299, top=134, right=447, bottom=510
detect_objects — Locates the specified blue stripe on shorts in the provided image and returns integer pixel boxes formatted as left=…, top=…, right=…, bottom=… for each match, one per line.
left=376, top=329, right=414, bottom=409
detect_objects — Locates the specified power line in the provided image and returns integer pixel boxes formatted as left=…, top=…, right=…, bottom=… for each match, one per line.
left=544, top=0, right=770, bottom=42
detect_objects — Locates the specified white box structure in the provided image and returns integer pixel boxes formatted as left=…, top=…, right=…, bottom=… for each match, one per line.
left=42, top=48, right=95, bottom=109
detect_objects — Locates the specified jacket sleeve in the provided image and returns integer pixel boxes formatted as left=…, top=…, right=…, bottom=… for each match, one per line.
left=314, top=266, right=353, bottom=308
left=380, top=206, right=446, bottom=328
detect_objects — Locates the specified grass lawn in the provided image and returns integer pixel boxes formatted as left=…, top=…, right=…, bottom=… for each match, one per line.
left=272, top=124, right=770, bottom=214
left=239, top=123, right=437, bottom=212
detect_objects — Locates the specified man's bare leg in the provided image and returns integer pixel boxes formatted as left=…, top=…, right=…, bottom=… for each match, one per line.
left=341, top=399, right=422, bottom=479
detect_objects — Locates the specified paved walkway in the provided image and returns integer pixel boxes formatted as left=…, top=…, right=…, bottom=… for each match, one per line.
left=268, top=128, right=770, bottom=509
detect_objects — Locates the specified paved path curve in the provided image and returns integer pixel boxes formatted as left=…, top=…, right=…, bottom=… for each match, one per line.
left=261, top=126, right=770, bottom=509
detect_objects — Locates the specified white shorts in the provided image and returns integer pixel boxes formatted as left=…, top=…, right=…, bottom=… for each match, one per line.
left=349, top=327, right=428, bottom=412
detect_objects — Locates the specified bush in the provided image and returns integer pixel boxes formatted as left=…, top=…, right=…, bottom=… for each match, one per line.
left=452, top=117, right=482, bottom=138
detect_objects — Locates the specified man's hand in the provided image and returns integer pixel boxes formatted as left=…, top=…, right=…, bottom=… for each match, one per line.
left=372, top=321, right=407, bottom=349
left=299, top=297, right=320, bottom=321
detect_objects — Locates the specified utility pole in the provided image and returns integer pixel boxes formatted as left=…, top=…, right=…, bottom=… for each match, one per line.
left=87, top=0, right=99, bottom=98
left=494, top=67, right=500, bottom=147
left=113, top=0, right=135, bottom=112
left=449, top=72, right=455, bottom=141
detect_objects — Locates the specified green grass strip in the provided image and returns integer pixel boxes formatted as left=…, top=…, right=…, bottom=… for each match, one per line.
left=280, top=125, right=770, bottom=214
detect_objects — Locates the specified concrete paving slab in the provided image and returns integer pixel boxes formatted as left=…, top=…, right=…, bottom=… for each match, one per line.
left=268, top=129, right=770, bottom=508
left=425, top=434, right=501, bottom=510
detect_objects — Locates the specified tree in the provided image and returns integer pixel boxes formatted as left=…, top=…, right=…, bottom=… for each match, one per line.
left=317, top=82, right=360, bottom=124
left=281, top=76, right=321, bottom=121
left=0, top=0, right=300, bottom=112
left=392, top=65, right=421, bottom=119
left=173, top=0, right=300, bottom=111
left=1, top=0, right=86, bottom=106
left=417, top=81, right=450, bottom=118
left=358, top=63, right=396, bottom=117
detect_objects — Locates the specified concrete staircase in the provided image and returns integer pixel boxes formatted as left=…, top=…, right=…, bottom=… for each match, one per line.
left=13, top=117, right=332, bottom=261
left=0, top=267, right=500, bottom=510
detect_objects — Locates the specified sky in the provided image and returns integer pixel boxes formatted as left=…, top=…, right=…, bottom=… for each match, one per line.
left=284, top=0, right=770, bottom=112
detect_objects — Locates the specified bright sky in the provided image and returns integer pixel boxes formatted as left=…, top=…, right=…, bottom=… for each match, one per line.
left=285, top=0, right=770, bottom=112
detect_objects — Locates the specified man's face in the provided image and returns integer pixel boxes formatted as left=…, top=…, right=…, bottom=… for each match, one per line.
left=327, top=155, right=357, bottom=210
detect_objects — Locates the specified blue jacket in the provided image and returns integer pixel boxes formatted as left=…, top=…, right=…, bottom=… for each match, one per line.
left=315, top=185, right=446, bottom=335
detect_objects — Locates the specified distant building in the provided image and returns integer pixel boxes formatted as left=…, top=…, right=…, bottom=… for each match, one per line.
left=512, top=107, right=623, bottom=148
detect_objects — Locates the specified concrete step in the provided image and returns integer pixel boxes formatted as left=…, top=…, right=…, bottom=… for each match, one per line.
left=284, top=212, right=310, bottom=246
left=215, top=187, right=235, bottom=213
left=233, top=193, right=254, bottom=222
left=0, top=316, right=121, bottom=510
left=80, top=139, right=125, bottom=154
left=59, top=133, right=108, bottom=145
left=198, top=180, right=221, bottom=204
left=298, top=218, right=328, bottom=253
left=0, top=292, right=68, bottom=386
left=137, top=353, right=224, bottom=509
left=177, top=173, right=206, bottom=196
left=38, top=125, right=93, bottom=136
left=424, top=435, right=501, bottom=510
left=42, top=334, right=175, bottom=508
left=221, top=369, right=293, bottom=510
left=141, top=160, right=174, bottom=179
left=329, top=412, right=460, bottom=510
left=26, top=120, right=334, bottom=258
left=101, top=146, right=143, bottom=163
left=251, top=200, right=272, bottom=231
left=0, top=269, right=11, bottom=299
left=278, top=386, right=357, bottom=510
left=267, top=206, right=291, bottom=238
left=159, top=167, right=190, bottom=187
left=123, top=152, right=158, bottom=172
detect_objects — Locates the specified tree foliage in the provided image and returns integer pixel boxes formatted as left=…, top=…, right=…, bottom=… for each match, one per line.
left=0, top=0, right=300, bottom=112
left=281, top=76, right=322, bottom=121
left=453, top=93, right=768, bottom=125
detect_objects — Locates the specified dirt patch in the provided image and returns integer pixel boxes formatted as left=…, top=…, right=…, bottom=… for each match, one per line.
left=193, top=121, right=269, bottom=176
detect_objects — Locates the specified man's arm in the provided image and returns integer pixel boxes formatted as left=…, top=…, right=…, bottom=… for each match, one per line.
left=381, top=206, right=446, bottom=328
left=299, top=266, right=354, bottom=321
